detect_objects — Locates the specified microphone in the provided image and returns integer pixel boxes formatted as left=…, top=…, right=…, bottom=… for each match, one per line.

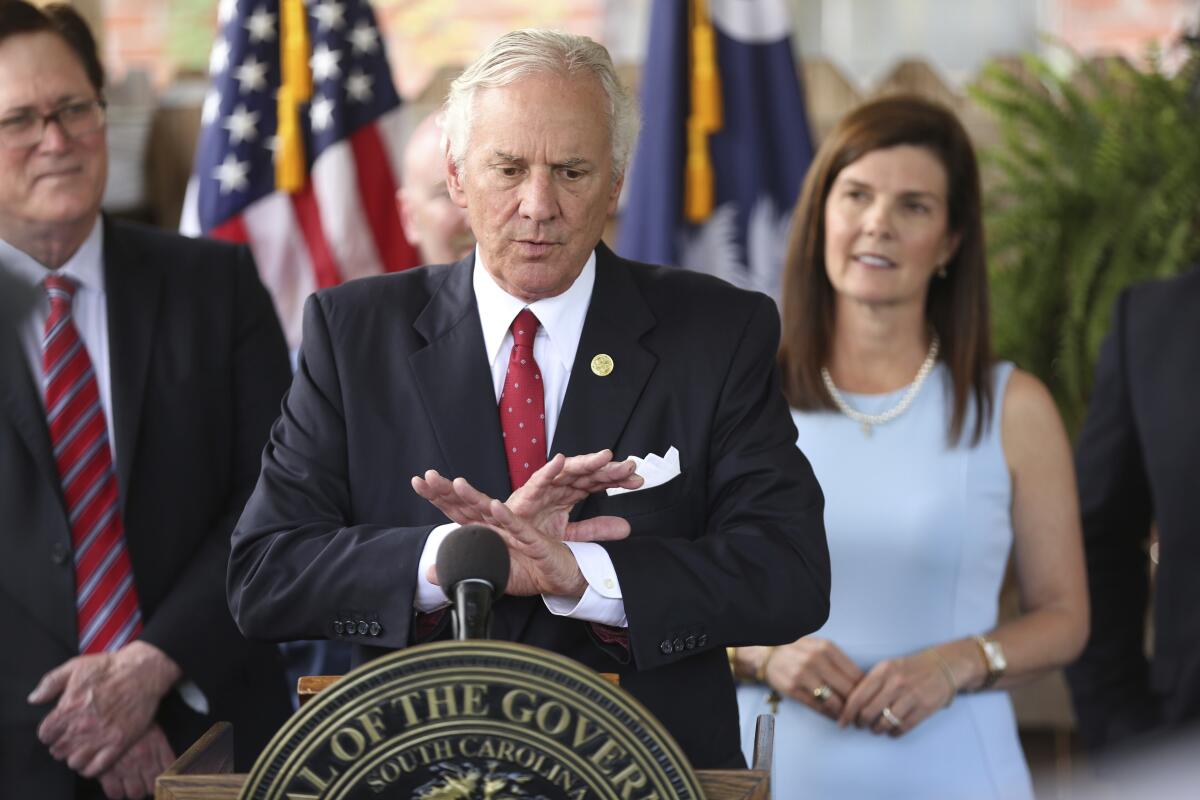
left=435, top=525, right=510, bottom=640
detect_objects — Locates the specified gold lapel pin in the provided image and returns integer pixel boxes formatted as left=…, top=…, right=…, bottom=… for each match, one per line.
left=591, top=353, right=614, bottom=377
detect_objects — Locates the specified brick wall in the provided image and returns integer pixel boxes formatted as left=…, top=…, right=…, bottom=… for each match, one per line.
left=1048, top=0, right=1198, bottom=60
left=101, top=0, right=173, bottom=87
left=80, top=0, right=606, bottom=100
left=84, top=0, right=1199, bottom=99
left=375, top=0, right=604, bottom=99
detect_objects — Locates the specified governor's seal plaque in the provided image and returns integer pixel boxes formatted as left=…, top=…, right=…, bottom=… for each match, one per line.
left=241, top=640, right=704, bottom=799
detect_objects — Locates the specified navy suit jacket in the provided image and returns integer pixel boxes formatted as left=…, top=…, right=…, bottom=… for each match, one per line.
left=229, top=244, right=830, bottom=768
left=1067, top=265, right=1200, bottom=751
left=0, top=219, right=293, bottom=798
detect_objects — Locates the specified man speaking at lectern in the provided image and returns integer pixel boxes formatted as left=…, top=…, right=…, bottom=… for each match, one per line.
left=229, top=29, right=830, bottom=769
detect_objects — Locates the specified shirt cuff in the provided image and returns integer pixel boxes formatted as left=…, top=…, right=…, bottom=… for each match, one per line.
left=177, top=680, right=209, bottom=715
left=542, top=542, right=627, bottom=627
left=415, top=523, right=456, bottom=612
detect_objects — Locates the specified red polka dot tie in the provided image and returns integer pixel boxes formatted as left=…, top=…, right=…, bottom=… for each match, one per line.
left=500, top=309, right=547, bottom=490
left=42, top=274, right=142, bottom=654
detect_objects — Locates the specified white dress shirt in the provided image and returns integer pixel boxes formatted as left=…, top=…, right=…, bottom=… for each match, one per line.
left=414, top=249, right=628, bottom=627
left=0, top=222, right=208, bottom=713
left=2, top=221, right=114, bottom=445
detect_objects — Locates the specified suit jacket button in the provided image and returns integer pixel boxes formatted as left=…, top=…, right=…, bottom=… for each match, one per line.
left=344, top=618, right=356, bottom=634
left=369, top=621, right=381, bottom=636
left=685, top=635, right=696, bottom=650
left=697, top=634, right=708, bottom=647
left=50, top=542, right=69, bottom=565
left=672, top=637, right=684, bottom=652
left=660, top=640, right=673, bottom=654
left=356, top=621, right=368, bottom=635
left=333, top=620, right=344, bottom=635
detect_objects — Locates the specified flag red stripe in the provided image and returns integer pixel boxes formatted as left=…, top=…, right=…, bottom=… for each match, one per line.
left=291, top=185, right=342, bottom=289
left=210, top=216, right=250, bottom=243
left=349, top=124, right=420, bottom=272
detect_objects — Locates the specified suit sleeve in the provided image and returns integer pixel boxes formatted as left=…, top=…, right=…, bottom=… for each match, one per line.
left=602, top=294, right=830, bottom=670
left=1065, top=288, right=1160, bottom=752
left=137, top=247, right=291, bottom=692
left=228, top=291, right=436, bottom=649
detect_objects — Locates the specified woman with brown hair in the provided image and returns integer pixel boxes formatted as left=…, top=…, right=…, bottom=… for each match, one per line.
left=730, top=95, right=1087, bottom=797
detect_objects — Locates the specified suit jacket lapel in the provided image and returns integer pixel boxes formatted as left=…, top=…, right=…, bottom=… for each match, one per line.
left=409, top=255, right=512, bottom=499
left=1, top=307, right=79, bottom=650
left=552, top=244, right=657, bottom=484
left=102, top=219, right=162, bottom=498
left=1, top=328, right=60, bottom=496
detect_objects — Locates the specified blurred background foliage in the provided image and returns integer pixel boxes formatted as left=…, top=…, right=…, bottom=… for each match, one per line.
left=972, top=29, right=1200, bottom=437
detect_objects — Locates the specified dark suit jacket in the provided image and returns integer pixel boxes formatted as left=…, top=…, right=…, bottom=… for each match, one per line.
left=229, top=244, right=830, bottom=769
left=0, top=218, right=293, bottom=798
left=1067, top=265, right=1200, bottom=752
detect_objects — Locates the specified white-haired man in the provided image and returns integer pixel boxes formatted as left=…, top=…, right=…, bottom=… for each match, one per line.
left=229, top=29, right=830, bottom=769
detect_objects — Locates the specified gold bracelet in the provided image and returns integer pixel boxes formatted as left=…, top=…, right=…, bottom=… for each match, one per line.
left=726, top=647, right=739, bottom=678
left=928, top=648, right=958, bottom=707
left=754, top=646, right=776, bottom=685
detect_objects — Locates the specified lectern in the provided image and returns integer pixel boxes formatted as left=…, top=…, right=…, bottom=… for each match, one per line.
left=155, top=641, right=773, bottom=800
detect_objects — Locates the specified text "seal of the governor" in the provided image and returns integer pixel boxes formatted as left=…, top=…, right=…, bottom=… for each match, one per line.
left=240, top=640, right=703, bottom=799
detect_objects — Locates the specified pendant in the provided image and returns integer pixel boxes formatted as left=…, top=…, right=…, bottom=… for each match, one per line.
left=860, top=422, right=873, bottom=437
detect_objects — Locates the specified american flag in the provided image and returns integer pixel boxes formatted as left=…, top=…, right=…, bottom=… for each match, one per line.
left=182, top=0, right=420, bottom=347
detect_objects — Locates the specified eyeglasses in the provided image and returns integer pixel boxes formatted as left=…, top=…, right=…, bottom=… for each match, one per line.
left=0, top=99, right=107, bottom=149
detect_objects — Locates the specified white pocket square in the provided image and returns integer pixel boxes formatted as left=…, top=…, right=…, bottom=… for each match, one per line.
left=607, top=446, right=681, bottom=496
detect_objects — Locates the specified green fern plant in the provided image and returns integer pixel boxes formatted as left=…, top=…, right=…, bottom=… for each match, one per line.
left=970, top=36, right=1200, bottom=437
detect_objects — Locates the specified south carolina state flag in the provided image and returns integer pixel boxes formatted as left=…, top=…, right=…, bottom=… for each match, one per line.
left=617, top=0, right=813, bottom=302
left=182, top=0, right=420, bottom=348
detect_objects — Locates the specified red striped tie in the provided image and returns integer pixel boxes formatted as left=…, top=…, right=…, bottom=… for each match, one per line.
left=42, top=274, right=142, bottom=654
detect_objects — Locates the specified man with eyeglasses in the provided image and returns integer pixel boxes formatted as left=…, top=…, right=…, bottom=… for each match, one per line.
left=0, top=98, right=104, bottom=146
left=0, top=3, right=292, bottom=799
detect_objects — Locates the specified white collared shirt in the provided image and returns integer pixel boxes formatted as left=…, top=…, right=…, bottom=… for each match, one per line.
left=1, top=220, right=114, bottom=455
left=472, top=246, right=594, bottom=447
left=414, top=248, right=627, bottom=627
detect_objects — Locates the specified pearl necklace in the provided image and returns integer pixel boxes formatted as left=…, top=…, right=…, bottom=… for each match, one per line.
left=820, top=334, right=940, bottom=437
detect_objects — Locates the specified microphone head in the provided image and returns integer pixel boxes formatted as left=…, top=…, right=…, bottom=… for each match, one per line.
left=435, top=525, right=510, bottom=600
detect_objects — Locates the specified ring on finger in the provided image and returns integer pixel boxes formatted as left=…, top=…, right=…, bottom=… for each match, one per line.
left=812, top=684, right=834, bottom=704
left=881, top=707, right=903, bottom=728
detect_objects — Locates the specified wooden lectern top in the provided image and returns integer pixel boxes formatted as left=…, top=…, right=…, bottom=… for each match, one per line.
left=155, top=720, right=772, bottom=800
left=163, top=653, right=771, bottom=799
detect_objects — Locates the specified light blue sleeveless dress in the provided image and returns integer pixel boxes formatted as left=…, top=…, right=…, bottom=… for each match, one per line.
left=738, top=362, right=1034, bottom=799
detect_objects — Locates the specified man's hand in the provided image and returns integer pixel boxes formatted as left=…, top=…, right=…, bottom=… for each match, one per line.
left=506, top=450, right=642, bottom=538
left=413, top=450, right=641, bottom=532
left=28, top=640, right=181, bottom=778
left=95, top=723, right=175, bottom=800
left=412, top=450, right=642, bottom=596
